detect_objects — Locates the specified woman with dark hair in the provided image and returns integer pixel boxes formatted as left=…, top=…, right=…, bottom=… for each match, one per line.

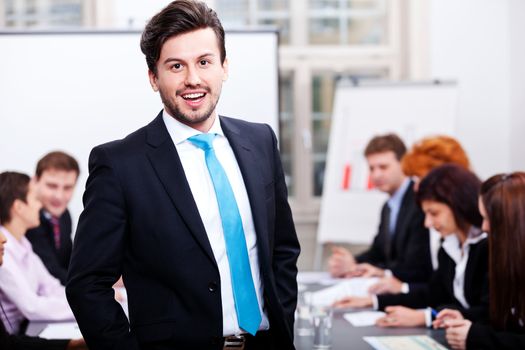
left=334, top=164, right=489, bottom=328
left=369, top=135, right=472, bottom=294
left=436, top=172, right=525, bottom=350
left=0, top=172, right=86, bottom=350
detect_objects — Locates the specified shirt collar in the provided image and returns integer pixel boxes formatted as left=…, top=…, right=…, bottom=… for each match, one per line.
left=162, top=110, right=224, bottom=145
left=388, top=178, right=411, bottom=209
left=0, top=226, right=32, bottom=262
left=442, top=226, right=487, bottom=263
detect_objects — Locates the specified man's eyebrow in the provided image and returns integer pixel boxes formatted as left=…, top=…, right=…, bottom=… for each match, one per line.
left=162, top=53, right=216, bottom=65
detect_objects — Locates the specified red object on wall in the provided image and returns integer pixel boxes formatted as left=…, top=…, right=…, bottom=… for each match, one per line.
left=342, top=164, right=351, bottom=190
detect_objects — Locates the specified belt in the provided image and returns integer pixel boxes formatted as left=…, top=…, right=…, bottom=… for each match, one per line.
left=222, top=330, right=272, bottom=350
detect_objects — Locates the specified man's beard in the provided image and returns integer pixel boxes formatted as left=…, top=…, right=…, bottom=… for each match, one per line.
left=159, top=88, right=219, bottom=126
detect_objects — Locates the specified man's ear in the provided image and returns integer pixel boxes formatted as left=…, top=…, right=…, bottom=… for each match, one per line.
left=148, top=70, right=159, bottom=91
left=222, top=58, right=229, bottom=81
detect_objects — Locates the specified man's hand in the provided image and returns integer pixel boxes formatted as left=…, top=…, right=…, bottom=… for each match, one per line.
left=444, top=319, right=472, bottom=350
left=327, top=246, right=356, bottom=277
left=67, top=338, right=88, bottom=350
left=368, top=276, right=403, bottom=294
left=375, top=306, right=425, bottom=328
left=333, top=296, right=373, bottom=309
left=433, top=308, right=464, bottom=329
left=348, top=263, right=385, bottom=278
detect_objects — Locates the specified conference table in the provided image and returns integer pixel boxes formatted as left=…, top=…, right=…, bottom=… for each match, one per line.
left=294, top=308, right=449, bottom=350
left=294, top=273, right=450, bottom=349
left=27, top=279, right=451, bottom=350
left=28, top=312, right=449, bottom=350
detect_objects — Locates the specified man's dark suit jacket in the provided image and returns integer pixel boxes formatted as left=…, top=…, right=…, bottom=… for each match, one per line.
left=26, top=210, right=73, bottom=285
left=66, top=114, right=300, bottom=350
left=356, top=182, right=432, bottom=283
left=0, top=317, right=68, bottom=350
left=377, top=238, right=489, bottom=322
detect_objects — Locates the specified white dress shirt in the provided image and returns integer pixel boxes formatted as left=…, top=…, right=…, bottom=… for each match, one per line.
left=441, top=227, right=487, bottom=309
left=0, top=226, right=74, bottom=333
left=162, top=111, right=269, bottom=336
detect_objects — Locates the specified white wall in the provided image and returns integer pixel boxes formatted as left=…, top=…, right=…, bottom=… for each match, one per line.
left=0, top=31, right=278, bottom=227
left=429, top=0, right=512, bottom=179
left=509, top=0, right=525, bottom=171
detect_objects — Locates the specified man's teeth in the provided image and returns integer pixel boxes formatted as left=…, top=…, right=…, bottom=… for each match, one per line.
left=183, top=93, right=205, bottom=99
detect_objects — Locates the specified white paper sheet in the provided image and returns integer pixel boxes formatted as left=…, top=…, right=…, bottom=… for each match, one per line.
left=343, top=311, right=385, bottom=327
left=39, top=322, right=82, bottom=339
left=364, top=335, right=448, bottom=350
left=309, top=278, right=378, bottom=307
left=297, top=271, right=341, bottom=285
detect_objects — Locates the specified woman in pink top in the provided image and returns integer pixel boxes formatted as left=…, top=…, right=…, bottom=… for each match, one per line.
left=0, top=171, right=75, bottom=334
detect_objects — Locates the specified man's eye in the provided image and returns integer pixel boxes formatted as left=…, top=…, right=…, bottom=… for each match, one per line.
left=172, top=63, right=182, bottom=70
left=200, top=60, right=208, bottom=66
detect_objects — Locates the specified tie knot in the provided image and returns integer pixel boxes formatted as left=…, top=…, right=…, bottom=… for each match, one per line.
left=188, top=133, right=216, bottom=151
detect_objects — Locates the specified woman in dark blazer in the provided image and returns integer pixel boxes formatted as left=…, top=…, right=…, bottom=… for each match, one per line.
left=437, top=172, right=525, bottom=350
left=334, top=165, right=489, bottom=328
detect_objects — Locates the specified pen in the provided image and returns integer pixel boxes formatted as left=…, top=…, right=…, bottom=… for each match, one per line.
left=431, top=308, right=438, bottom=318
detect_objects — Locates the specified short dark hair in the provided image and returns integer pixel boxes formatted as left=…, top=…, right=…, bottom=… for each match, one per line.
left=417, top=164, right=482, bottom=233
left=364, top=133, right=407, bottom=160
left=140, top=0, right=226, bottom=75
left=35, top=151, right=79, bottom=179
left=0, top=172, right=31, bottom=224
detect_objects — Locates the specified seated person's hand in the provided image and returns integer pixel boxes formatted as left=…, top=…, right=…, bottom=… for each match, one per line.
left=67, top=338, right=88, bottom=350
left=444, top=319, right=472, bottom=350
left=433, top=308, right=464, bottom=329
left=348, top=263, right=385, bottom=278
left=368, top=276, right=403, bottom=294
left=376, top=306, right=425, bottom=328
left=327, top=246, right=356, bottom=278
left=333, top=295, right=373, bottom=309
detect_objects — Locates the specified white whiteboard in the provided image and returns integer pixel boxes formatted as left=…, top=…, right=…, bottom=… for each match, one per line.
left=317, top=80, right=458, bottom=244
left=0, top=30, right=278, bottom=224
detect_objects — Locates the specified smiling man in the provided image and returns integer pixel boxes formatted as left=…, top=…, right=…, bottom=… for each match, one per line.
left=26, top=151, right=79, bottom=285
left=65, top=1, right=300, bottom=350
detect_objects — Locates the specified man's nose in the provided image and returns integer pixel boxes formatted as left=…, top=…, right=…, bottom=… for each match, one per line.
left=185, top=66, right=202, bottom=86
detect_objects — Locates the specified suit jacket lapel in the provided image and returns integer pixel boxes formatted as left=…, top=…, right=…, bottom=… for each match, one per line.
left=145, top=113, right=217, bottom=266
left=220, top=117, right=271, bottom=265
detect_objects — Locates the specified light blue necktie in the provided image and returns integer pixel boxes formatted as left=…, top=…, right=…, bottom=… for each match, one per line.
left=188, top=133, right=262, bottom=335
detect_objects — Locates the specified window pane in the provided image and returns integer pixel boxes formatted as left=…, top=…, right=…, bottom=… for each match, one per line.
left=3, top=0, right=84, bottom=28
left=312, top=73, right=336, bottom=196
left=308, top=0, right=388, bottom=45
left=215, top=0, right=250, bottom=27
left=312, top=71, right=388, bottom=196
left=279, top=72, right=294, bottom=195
left=215, top=0, right=290, bottom=44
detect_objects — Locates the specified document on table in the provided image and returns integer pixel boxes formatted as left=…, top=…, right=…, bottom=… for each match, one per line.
left=343, top=311, right=385, bottom=327
left=297, top=271, right=341, bottom=285
left=364, top=335, right=448, bottom=350
left=39, top=322, right=83, bottom=339
left=309, top=277, right=378, bottom=306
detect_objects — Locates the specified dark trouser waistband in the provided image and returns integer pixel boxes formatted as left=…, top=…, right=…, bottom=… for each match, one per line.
left=222, top=330, right=273, bottom=350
